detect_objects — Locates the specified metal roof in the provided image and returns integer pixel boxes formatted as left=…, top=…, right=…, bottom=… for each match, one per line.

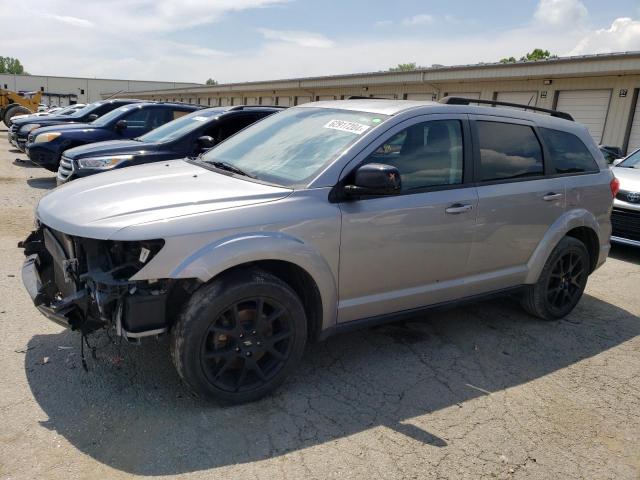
left=120, top=51, right=640, bottom=96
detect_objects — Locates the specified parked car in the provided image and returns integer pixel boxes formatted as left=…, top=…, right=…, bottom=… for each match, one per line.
left=9, top=104, right=86, bottom=127
left=611, top=148, right=640, bottom=247
left=9, top=99, right=142, bottom=152
left=599, top=145, right=624, bottom=165
left=20, top=99, right=615, bottom=403
left=56, top=105, right=283, bottom=184
left=26, top=102, right=201, bottom=172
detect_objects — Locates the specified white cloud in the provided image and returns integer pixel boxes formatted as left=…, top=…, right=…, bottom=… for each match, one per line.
left=258, top=29, right=334, bottom=48
left=402, top=14, right=435, bottom=26
left=42, top=13, right=94, bottom=28
left=570, top=17, right=640, bottom=55
left=534, top=0, right=588, bottom=28
left=0, top=0, right=638, bottom=85
left=374, top=20, right=393, bottom=28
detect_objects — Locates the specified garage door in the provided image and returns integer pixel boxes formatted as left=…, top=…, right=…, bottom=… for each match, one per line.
left=496, top=91, right=538, bottom=108
left=277, top=96, right=291, bottom=106
left=295, top=96, right=312, bottom=105
left=260, top=97, right=274, bottom=106
left=627, top=94, right=640, bottom=154
left=245, top=97, right=258, bottom=105
left=220, top=97, right=231, bottom=106
left=556, top=90, right=611, bottom=143
left=231, top=97, right=242, bottom=106
left=406, top=93, right=435, bottom=101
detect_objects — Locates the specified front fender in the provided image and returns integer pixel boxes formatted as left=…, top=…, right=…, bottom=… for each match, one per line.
left=525, top=208, right=605, bottom=284
left=132, top=231, right=339, bottom=333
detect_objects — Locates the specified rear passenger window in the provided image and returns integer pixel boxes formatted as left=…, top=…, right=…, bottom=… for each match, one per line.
left=540, top=128, right=599, bottom=174
left=477, top=121, right=544, bottom=181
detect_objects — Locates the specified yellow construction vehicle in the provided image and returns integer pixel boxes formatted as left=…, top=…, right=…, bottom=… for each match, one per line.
left=0, top=89, right=43, bottom=127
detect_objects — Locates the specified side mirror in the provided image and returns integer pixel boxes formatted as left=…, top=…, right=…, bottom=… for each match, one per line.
left=344, top=163, right=401, bottom=197
left=197, top=135, right=216, bottom=149
left=612, top=158, right=624, bottom=167
left=115, top=119, right=127, bottom=131
left=88, top=114, right=98, bottom=121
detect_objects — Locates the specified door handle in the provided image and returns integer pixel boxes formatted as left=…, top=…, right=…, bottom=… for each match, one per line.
left=542, top=192, right=564, bottom=201
left=445, top=203, right=473, bottom=214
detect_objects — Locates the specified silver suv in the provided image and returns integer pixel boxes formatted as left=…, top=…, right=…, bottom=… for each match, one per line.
left=20, top=99, right=616, bottom=403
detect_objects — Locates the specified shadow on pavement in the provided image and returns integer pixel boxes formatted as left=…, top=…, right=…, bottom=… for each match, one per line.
left=610, top=243, right=640, bottom=266
left=26, top=177, right=57, bottom=190
left=13, top=159, right=39, bottom=168
left=25, top=294, right=639, bottom=475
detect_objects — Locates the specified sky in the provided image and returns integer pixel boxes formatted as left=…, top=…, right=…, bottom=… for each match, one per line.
left=1, top=0, right=640, bottom=84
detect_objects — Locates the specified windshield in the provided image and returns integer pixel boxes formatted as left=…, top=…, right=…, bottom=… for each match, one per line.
left=90, top=105, right=138, bottom=127
left=66, top=102, right=103, bottom=119
left=619, top=149, right=640, bottom=168
left=200, top=107, right=389, bottom=187
left=138, top=108, right=226, bottom=143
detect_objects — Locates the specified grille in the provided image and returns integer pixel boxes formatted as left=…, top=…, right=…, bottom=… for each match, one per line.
left=616, top=190, right=640, bottom=204
left=611, top=207, right=640, bottom=242
left=57, top=156, right=74, bottom=181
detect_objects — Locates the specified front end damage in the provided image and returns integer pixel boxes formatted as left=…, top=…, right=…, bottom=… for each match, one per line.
left=19, top=223, right=196, bottom=340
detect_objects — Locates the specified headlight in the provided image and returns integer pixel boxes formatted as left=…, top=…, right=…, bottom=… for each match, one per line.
left=77, top=155, right=134, bottom=170
left=20, top=123, right=41, bottom=133
left=33, top=132, right=61, bottom=143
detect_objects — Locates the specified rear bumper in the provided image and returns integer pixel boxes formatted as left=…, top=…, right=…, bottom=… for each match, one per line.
left=611, top=236, right=640, bottom=248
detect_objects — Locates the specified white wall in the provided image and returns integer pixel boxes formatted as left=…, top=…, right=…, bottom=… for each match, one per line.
left=0, top=74, right=199, bottom=104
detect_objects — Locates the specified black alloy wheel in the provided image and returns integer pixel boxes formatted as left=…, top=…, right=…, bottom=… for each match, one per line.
left=201, top=297, right=294, bottom=392
left=171, top=269, right=307, bottom=404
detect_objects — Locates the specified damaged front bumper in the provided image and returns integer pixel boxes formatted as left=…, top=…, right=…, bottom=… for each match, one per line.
left=19, top=225, right=185, bottom=340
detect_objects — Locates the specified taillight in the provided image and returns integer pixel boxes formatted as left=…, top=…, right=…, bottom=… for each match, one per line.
left=610, top=177, right=620, bottom=198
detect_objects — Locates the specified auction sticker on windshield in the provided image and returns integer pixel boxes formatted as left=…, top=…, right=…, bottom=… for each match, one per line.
left=324, top=119, right=370, bottom=135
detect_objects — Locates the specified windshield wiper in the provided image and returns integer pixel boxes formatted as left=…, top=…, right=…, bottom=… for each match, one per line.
left=210, top=161, right=255, bottom=178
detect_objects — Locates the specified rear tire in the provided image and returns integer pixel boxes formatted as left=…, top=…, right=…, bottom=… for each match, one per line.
left=521, top=236, right=590, bottom=320
left=3, top=105, right=31, bottom=127
left=170, top=269, right=307, bottom=404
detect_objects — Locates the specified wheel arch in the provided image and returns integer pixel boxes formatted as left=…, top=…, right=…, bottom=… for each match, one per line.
left=525, top=209, right=604, bottom=284
left=135, top=232, right=338, bottom=339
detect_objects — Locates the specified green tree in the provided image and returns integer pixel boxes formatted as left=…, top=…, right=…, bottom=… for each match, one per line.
left=500, top=49, right=558, bottom=64
left=205, top=78, right=218, bottom=85
left=0, top=56, right=28, bottom=74
left=389, top=63, right=418, bottom=72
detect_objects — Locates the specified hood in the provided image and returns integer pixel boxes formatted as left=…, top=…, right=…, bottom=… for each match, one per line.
left=32, top=122, right=95, bottom=134
left=13, top=116, right=82, bottom=127
left=64, top=139, right=156, bottom=160
left=612, top=166, right=640, bottom=192
left=37, top=159, right=292, bottom=239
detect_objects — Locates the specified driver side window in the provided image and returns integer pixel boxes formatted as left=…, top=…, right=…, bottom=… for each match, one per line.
left=364, top=120, right=464, bottom=191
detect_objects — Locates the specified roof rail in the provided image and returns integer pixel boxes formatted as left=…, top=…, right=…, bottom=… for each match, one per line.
left=439, top=96, right=574, bottom=121
left=346, top=95, right=391, bottom=100
left=228, top=105, right=288, bottom=111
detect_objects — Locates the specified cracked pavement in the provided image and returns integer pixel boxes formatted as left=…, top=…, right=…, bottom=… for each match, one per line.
left=0, top=130, right=638, bottom=479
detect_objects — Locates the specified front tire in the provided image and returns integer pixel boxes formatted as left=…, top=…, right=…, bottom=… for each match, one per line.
left=170, top=269, right=307, bottom=404
left=3, top=105, right=31, bottom=127
left=521, top=236, right=590, bottom=320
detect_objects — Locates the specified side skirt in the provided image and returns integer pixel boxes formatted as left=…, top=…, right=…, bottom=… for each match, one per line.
left=320, top=286, right=524, bottom=340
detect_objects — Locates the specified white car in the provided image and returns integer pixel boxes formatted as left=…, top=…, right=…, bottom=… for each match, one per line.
left=611, top=149, right=640, bottom=247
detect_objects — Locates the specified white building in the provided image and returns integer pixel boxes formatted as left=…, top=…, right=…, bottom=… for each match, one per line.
left=0, top=74, right=200, bottom=106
